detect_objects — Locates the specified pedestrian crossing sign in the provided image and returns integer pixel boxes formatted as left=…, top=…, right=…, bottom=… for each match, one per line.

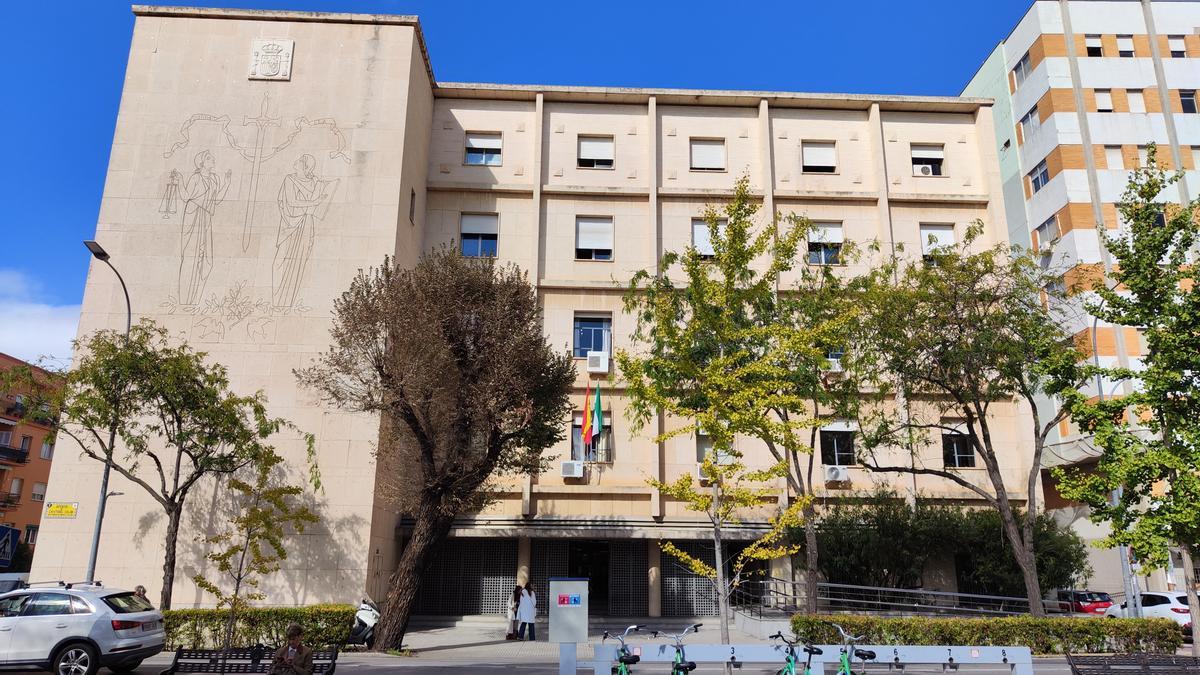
left=0, top=526, right=19, bottom=567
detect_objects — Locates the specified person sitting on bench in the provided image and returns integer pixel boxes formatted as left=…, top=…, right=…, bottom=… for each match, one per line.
left=270, top=623, right=313, bottom=675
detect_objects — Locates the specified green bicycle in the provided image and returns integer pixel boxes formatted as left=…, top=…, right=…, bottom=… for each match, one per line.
left=651, top=623, right=702, bottom=674
left=602, top=624, right=646, bottom=674
left=833, top=623, right=876, bottom=675
left=768, top=631, right=822, bottom=675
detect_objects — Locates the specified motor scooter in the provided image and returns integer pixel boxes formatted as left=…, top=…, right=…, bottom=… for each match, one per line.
left=348, top=597, right=380, bottom=648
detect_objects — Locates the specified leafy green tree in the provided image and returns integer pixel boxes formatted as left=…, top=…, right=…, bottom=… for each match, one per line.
left=193, top=450, right=319, bottom=649
left=296, top=249, right=575, bottom=651
left=1055, top=147, right=1200, bottom=649
left=852, top=225, right=1088, bottom=616
left=952, top=509, right=1091, bottom=597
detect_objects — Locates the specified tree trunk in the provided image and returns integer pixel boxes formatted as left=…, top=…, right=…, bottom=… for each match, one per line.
left=1178, top=545, right=1200, bottom=656
left=995, top=499, right=1044, bottom=616
left=160, top=505, right=182, bottom=610
left=803, top=502, right=819, bottom=614
left=373, top=503, right=455, bottom=651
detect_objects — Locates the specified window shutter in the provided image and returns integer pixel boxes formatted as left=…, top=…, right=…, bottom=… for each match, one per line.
left=801, top=141, right=837, bottom=167
left=1128, top=91, right=1145, bottom=113
left=919, top=224, right=956, bottom=254
left=576, top=217, right=614, bottom=249
left=1105, top=146, right=1124, bottom=169
left=578, top=136, right=614, bottom=160
left=1117, top=36, right=1134, bottom=52
left=821, top=419, right=857, bottom=432
left=1096, top=90, right=1113, bottom=110
left=690, top=139, right=726, bottom=169
left=910, top=144, right=945, bottom=159
left=465, top=133, right=502, bottom=149
left=811, top=222, right=844, bottom=244
left=461, top=213, right=498, bottom=235
left=692, top=219, right=715, bottom=256
left=1086, top=35, right=1102, bottom=49
left=1169, top=36, right=1187, bottom=53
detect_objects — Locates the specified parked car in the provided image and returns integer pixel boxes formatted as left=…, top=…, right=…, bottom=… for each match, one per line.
left=0, top=573, right=27, bottom=594
left=0, top=583, right=164, bottom=675
left=1054, top=589, right=1114, bottom=615
left=1104, top=592, right=1192, bottom=632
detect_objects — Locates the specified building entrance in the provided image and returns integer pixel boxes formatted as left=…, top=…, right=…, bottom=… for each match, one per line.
left=568, top=540, right=610, bottom=614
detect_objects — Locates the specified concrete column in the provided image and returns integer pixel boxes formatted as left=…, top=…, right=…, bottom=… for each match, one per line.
left=1141, top=0, right=1189, bottom=201
left=648, top=540, right=662, bottom=617
left=769, top=553, right=793, bottom=582
left=648, top=96, right=666, bottom=520
left=518, top=536, right=532, bottom=586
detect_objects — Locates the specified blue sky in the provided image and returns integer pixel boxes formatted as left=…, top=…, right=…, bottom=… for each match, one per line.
left=0, top=0, right=1030, bottom=362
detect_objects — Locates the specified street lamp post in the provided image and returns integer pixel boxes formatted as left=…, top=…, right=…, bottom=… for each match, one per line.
left=83, top=240, right=131, bottom=584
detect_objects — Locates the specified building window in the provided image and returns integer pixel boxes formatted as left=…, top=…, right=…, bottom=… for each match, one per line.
left=692, top=218, right=725, bottom=259
left=575, top=216, right=614, bottom=260
left=19, top=436, right=30, bottom=451
left=943, top=433, right=975, bottom=468
left=577, top=136, right=614, bottom=169
left=1030, top=159, right=1050, bottom=193
left=1117, top=35, right=1134, bottom=57
left=573, top=315, right=612, bottom=358
left=464, top=132, right=502, bottom=166
left=409, top=189, right=417, bottom=225
left=1192, top=146, right=1200, bottom=169
left=460, top=213, right=498, bottom=258
left=820, top=428, right=855, bottom=466
left=1019, top=107, right=1040, bottom=140
left=1182, top=90, right=1198, bottom=114
left=801, top=140, right=837, bottom=173
left=1169, top=35, right=1187, bottom=58
left=8, top=477, right=21, bottom=499
left=1095, top=90, right=1113, bottom=113
left=689, top=138, right=726, bottom=171
left=1085, top=35, right=1103, bottom=57
left=919, top=224, right=956, bottom=263
left=1035, top=215, right=1060, bottom=249
left=571, top=411, right=610, bottom=462
left=911, top=144, right=945, bottom=176
left=1105, top=145, right=1125, bottom=170
left=0, top=431, right=10, bottom=447
left=1128, top=90, right=1146, bottom=114
left=31, top=482, right=45, bottom=502
left=39, top=441, right=52, bottom=460
left=695, top=429, right=714, bottom=463
left=1137, top=145, right=1149, bottom=167
left=23, top=525, right=37, bottom=546
left=1012, top=52, right=1032, bottom=88
left=807, top=222, right=843, bottom=265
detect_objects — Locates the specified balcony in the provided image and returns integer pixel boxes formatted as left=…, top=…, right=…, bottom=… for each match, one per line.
left=0, top=492, right=20, bottom=507
left=0, top=445, right=30, bottom=465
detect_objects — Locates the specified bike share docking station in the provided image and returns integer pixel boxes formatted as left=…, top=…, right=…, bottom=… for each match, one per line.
left=588, top=642, right=1035, bottom=674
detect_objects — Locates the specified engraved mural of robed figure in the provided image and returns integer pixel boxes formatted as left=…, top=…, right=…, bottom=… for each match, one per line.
left=272, top=154, right=338, bottom=310
left=179, top=150, right=232, bottom=308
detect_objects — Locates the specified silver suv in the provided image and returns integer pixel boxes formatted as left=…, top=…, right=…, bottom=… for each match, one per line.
left=0, top=583, right=164, bottom=675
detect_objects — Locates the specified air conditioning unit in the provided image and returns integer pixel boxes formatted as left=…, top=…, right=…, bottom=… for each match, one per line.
left=824, top=465, right=850, bottom=484
left=561, top=460, right=585, bottom=479
left=586, top=351, right=610, bottom=374
left=914, top=164, right=934, bottom=177
left=825, top=358, right=843, bottom=373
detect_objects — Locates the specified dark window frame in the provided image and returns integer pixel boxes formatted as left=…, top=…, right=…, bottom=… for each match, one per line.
left=943, top=433, right=976, bottom=468
left=820, top=429, right=856, bottom=466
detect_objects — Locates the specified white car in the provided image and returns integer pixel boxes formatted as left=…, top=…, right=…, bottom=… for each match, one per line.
left=1104, top=592, right=1193, bottom=631
left=0, top=583, right=164, bottom=675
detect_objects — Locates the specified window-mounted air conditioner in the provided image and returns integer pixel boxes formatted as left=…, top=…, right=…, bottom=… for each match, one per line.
left=824, top=465, right=850, bottom=484
left=561, top=460, right=585, bottom=479
left=586, top=351, right=610, bottom=374
left=914, top=164, right=934, bottom=177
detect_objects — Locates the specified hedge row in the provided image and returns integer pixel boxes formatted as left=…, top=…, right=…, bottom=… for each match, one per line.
left=791, top=615, right=1184, bottom=655
left=164, top=605, right=356, bottom=649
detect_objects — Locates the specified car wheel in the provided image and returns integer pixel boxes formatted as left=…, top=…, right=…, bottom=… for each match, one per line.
left=53, top=642, right=98, bottom=675
left=108, top=660, right=142, bottom=674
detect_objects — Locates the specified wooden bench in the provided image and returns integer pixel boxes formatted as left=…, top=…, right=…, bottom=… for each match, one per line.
left=1066, top=653, right=1200, bottom=675
left=159, top=645, right=338, bottom=675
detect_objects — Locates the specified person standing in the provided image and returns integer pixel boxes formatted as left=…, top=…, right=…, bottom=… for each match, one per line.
left=178, top=150, right=230, bottom=308
left=133, top=585, right=150, bottom=606
left=516, top=581, right=537, bottom=641
left=506, top=585, right=521, bottom=640
left=270, top=623, right=313, bottom=675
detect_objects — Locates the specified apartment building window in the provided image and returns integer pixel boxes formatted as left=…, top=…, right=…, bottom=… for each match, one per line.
left=807, top=222, right=843, bottom=265
left=571, top=411, right=610, bottom=462
left=943, top=433, right=975, bottom=468
left=911, top=144, right=945, bottom=176
left=31, top=482, right=45, bottom=502
left=1095, top=90, right=1113, bottom=113
left=1129, top=90, right=1146, bottom=114
left=1169, top=35, right=1187, bottom=58
left=1117, top=35, right=1134, bottom=57
left=0, top=431, right=10, bottom=447
left=1138, top=145, right=1150, bottom=167
left=23, top=525, right=37, bottom=546
left=460, top=213, right=498, bottom=258
left=575, top=216, right=614, bottom=260
left=464, top=132, right=502, bottom=166
left=695, top=429, right=714, bottom=463
left=1105, top=145, right=1125, bottom=170
left=39, top=441, right=52, bottom=460
left=919, top=224, right=956, bottom=263
left=1012, top=52, right=1032, bottom=88
left=1019, top=107, right=1040, bottom=139
left=1035, top=215, right=1060, bottom=248
left=1192, top=146, right=1200, bottom=169
left=692, top=218, right=726, bottom=259
left=1085, top=35, right=1103, bottom=57
left=1030, top=159, right=1050, bottom=193
left=573, top=315, right=612, bottom=358
left=8, top=477, right=21, bottom=499
left=1182, top=90, right=1198, bottom=114
left=19, top=436, right=30, bottom=452
left=577, top=135, right=615, bottom=169
left=689, top=138, right=726, bottom=171
left=820, top=426, right=856, bottom=466
left=801, top=140, right=837, bottom=173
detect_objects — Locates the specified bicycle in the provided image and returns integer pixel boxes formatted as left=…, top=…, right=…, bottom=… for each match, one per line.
left=768, top=631, right=822, bottom=675
left=651, top=623, right=702, bottom=674
left=832, top=623, right=876, bottom=675
left=602, top=624, right=646, bottom=674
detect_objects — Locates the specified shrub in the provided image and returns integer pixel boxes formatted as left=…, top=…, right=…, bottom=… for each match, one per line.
left=164, top=604, right=356, bottom=649
left=790, top=615, right=1183, bottom=654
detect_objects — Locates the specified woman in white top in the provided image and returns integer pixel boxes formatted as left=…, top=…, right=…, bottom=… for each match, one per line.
left=505, top=585, right=521, bottom=639
left=516, top=581, right=538, bottom=641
